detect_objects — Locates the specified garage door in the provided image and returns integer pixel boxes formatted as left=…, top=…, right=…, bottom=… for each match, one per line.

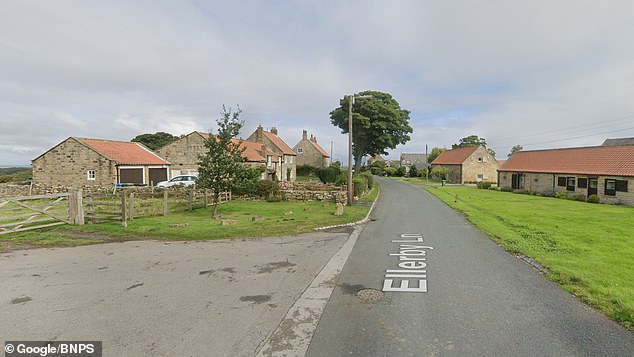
left=119, top=168, right=144, bottom=184
left=149, top=168, right=168, bottom=186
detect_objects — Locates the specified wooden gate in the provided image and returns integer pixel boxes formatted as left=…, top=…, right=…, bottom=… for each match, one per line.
left=0, top=191, right=84, bottom=235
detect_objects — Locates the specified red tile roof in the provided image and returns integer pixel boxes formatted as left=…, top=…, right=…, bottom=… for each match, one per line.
left=431, top=147, right=478, bottom=165
left=309, top=140, right=330, bottom=158
left=263, top=131, right=296, bottom=155
left=499, top=145, right=634, bottom=177
left=198, top=132, right=278, bottom=163
left=79, top=138, right=169, bottom=165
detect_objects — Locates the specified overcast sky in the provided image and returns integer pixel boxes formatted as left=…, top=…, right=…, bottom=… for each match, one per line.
left=2, top=1, right=634, bottom=166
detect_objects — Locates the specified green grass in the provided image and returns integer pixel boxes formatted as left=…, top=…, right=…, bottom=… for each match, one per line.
left=359, top=184, right=379, bottom=203
left=0, top=199, right=371, bottom=252
left=394, top=176, right=443, bottom=185
left=421, top=185, right=634, bottom=330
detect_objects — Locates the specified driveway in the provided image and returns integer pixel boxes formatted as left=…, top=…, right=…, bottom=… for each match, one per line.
left=0, top=231, right=350, bottom=356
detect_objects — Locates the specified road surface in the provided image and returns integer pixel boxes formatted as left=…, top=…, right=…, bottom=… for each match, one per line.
left=306, top=177, right=633, bottom=357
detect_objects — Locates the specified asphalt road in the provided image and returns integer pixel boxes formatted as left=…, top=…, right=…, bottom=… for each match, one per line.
left=0, top=232, right=349, bottom=357
left=306, top=177, right=633, bottom=357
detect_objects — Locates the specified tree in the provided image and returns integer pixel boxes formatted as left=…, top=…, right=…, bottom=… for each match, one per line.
left=453, top=135, right=495, bottom=158
left=431, top=167, right=449, bottom=181
left=508, top=145, right=523, bottom=157
left=409, top=165, right=419, bottom=178
left=330, top=91, right=412, bottom=173
left=427, top=147, right=447, bottom=163
left=131, top=132, right=178, bottom=150
left=197, top=106, right=259, bottom=218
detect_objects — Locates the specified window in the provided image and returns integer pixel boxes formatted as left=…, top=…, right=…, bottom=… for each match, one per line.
left=578, top=178, right=588, bottom=189
left=605, top=179, right=616, bottom=196
left=566, top=177, right=576, bottom=191
left=557, top=177, right=567, bottom=186
left=616, top=179, right=628, bottom=192
left=87, top=170, right=96, bottom=180
left=477, top=157, right=483, bottom=162
left=297, top=148, right=304, bottom=154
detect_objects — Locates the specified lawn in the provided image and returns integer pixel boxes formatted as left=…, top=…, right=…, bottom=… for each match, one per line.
left=0, top=199, right=370, bottom=252
left=421, top=184, right=634, bottom=330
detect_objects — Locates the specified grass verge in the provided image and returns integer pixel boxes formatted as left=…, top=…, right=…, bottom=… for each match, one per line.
left=421, top=184, right=633, bottom=331
left=0, top=199, right=370, bottom=253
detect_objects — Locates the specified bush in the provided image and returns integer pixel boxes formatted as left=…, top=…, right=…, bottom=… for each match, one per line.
left=296, top=165, right=316, bottom=177
left=572, top=193, right=587, bottom=202
left=352, top=177, right=368, bottom=197
left=476, top=182, right=492, bottom=190
left=254, top=180, right=281, bottom=201
left=317, top=167, right=338, bottom=183
left=359, top=171, right=374, bottom=190
left=335, top=173, right=347, bottom=186
left=409, top=165, right=419, bottom=177
left=369, top=165, right=382, bottom=175
left=431, top=167, right=449, bottom=181
left=555, top=190, right=569, bottom=200
left=384, top=167, right=396, bottom=176
left=587, top=194, right=600, bottom=204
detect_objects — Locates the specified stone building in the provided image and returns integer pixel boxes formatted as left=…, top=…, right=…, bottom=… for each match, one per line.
left=32, top=137, right=170, bottom=190
left=246, top=126, right=297, bottom=181
left=155, top=131, right=280, bottom=180
left=498, top=145, right=634, bottom=205
left=431, top=146, right=498, bottom=184
left=292, top=130, right=330, bottom=168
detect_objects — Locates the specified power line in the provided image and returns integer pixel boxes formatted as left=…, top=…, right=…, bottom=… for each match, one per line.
left=493, top=125, right=634, bottom=150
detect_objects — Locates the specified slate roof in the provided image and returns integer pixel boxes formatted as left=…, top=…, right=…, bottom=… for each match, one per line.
left=602, top=137, right=634, bottom=146
left=79, top=138, right=169, bottom=165
left=498, top=145, right=634, bottom=177
left=400, top=153, right=427, bottom=165
left=431, top=147, right=479, bottom=165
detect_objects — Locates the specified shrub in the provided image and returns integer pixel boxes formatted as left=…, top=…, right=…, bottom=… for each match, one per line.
left=359, top=171, right=374, bottom=190
left=572, top=193, right=587, bottom=202
left=352, top=177, right=368, bottom=197
left=476, top=182, right=492, bottom=190
left=587, top=194, right=600, bottom=204
left=384, top=167, right=396, bottom=176
left=409, top=165, right=419, bottom=178
left=254, top=180, right=281, bottom=201
left=431, top=167, right=449, bottom=181
left=555, top=190, right=569, bottom=200
left=541, top=190, right=555, bottom=197
left=395, top=166, right=407, bottom=177
left=296, top=165, right=316, bottom=177
left=335, top=173, right=347, bottom=186
left=369, top=165, right=382, bottom=175
left=316, top=167, right=337, bottom=183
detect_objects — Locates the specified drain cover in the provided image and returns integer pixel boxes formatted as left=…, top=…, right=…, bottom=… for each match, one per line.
left=355, top=288, right=385, bottom=303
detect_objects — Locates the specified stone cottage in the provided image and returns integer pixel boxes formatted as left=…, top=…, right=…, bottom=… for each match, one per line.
left=431, top=146, right=498, bottom=184
left=155, top=131, right=280, bottom=180
left=292, top=130, right=330, bottom=168
left=498, top=145, right=634, bottom=205
left=246, top=126, right=297, bottom=181
left=32, top=137, right=170, bottom=190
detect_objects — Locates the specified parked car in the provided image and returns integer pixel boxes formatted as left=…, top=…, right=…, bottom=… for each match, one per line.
left=156, top=175, right=198, bottom=188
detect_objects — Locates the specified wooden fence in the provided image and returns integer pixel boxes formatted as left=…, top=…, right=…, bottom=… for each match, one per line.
left=0, top=191, right=83, bottom=235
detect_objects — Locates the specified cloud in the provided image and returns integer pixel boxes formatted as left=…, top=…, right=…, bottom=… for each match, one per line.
left=1, top=1, right=634, bottom=165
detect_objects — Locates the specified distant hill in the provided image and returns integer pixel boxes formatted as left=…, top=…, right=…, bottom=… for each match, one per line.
left=0, top=167, right=32, bottom=184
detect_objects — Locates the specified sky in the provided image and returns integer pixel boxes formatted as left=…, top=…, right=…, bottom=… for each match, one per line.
left=2, top=0, right=634, bottom=166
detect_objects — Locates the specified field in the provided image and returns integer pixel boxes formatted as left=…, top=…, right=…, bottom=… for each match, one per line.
left=419, top=184, right=633, bottom=330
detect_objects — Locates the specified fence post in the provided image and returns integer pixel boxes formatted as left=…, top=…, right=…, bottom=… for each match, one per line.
left=70, top=189, right=84, bottom=225
left=229, top=191, right=232, bottom=201
left=121, top=191, right=128, bottom=227
left=86, top=194, right=93, bottom=224
left=128, top=192, right=134, bottom=220
left=163, top=190, right=168, bottom=216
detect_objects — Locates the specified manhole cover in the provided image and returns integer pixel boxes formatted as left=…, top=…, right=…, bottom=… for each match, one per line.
left=355, top=288, right=385, bottom=303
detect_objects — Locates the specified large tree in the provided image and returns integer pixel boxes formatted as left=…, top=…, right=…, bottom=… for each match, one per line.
left=330, top=91, right=412, bottom=173
left=453, top=135, right=495, bottom=157
left=197, top=106, right=260, bottom=218
left=131, top=132, right=178, bottom=150
left=508, top=145, right=523, bottom=157
left=427, top=147, right=447, bottom=163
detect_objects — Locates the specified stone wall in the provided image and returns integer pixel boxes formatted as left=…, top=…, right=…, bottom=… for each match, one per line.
left=155, top=132, right=206, bottom=177
left=0, top=184, right=31, bottom=197
left=32, top=138, right=118, bottom=188
left=293, top=134, right=329, bottom=168
left=432, top=164, right=461, bottom=183
left=280, top=189, right=346, bottom=203
left=498, top=172, right=555, bottom=193
left=461, top=146, right=499, bottom=183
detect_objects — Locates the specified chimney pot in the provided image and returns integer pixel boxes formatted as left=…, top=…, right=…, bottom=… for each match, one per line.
left=303, top=130, right=307, bottom=140
left=271, top=127, right=278, bottom=135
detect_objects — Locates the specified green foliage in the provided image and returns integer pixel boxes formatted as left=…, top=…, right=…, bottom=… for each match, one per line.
left=352, top=177, right=368, bottom=197
left=452, top=135, right=495, bottom=157
left=508, top=145, right=523, bottom=157
left=359, top=171, right=374, bottom=190
left=335, top=173, right=347, bottom=186
left=316, top=167, right=338, bottom=183
left=369, top=165, right=382, bottom=175
left=588, top=194, right=600, bottom=204
left=431, top=167, right=449, bottom=181
left=395, top=166, right=407, bottom=177
left=408, top=165, right=419, bottom=177
left=197, top=106, right=257, bottom=217
left=231, top=166, right=265, bottom=196
left=0, top=168, right=32, bottom=184
left=254, top=180, right=281, bottom=201
left=383, top=167, right=396, bottom=176
left=296, top=165, right=316, bottom=177
left=427, top=147, right=446, bottom=163
left=330, top=91, right=412, bottom=172
left=476, top=181, right=492, bottom=189
left=132, top=132, right=178, bottom=150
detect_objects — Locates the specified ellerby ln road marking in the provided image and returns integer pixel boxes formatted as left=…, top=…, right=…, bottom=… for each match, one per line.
left=383, top=233, right=433, bottom=293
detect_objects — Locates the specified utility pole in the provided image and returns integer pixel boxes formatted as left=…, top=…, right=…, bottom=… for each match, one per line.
left=348, top=96, right=354, bottom=206
left=426, top=144, right=429, bottom=184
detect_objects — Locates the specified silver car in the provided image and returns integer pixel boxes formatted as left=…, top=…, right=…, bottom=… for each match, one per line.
left=156, top=175, right=198, bottom=188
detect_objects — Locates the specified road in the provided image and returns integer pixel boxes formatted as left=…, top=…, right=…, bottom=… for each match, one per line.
left=0, top=231, right=350, bottom=357
left=306, top=177, right=633, bottom=356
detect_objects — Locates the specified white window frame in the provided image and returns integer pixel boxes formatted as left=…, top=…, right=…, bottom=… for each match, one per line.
left=297, top=148, right=304, bottom=154
left=87, top=170, right=96, bottom=181
left=288, top=156, right=293, bottom=164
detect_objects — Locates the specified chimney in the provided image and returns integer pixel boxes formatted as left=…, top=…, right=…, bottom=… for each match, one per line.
left=271, top=127, right=278, bottom=135
left=313, top=136, right=317, bottom=143
left=261, top=144, right=267, bottom=154
left=302, top=130, right=307, bottom=140
left=256, top=125, right=263, bottom=142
